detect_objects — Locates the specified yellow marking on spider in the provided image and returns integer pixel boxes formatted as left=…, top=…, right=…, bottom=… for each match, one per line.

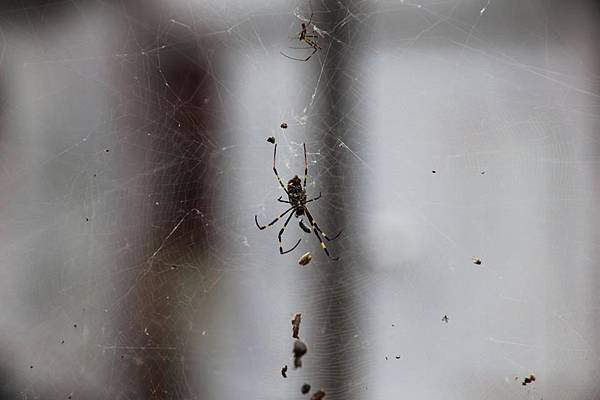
left=320, top=243, right=326, bottom=248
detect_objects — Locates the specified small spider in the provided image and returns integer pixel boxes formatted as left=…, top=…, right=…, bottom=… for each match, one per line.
left=280, top=9, right=321, bottom=62
left=255, top=143, right=340, bottom=259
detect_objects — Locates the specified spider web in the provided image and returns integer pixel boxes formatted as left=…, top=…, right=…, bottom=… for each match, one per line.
left=0, top=0, right=599, bottom=399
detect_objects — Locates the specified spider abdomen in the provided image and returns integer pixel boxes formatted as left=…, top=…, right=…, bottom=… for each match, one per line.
left=287, top=175, right=307, bottom=206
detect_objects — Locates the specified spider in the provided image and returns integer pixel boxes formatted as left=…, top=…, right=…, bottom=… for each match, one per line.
left=280, top=11, right=322, bottom=62
left=254, top=143, right=340, bottom=260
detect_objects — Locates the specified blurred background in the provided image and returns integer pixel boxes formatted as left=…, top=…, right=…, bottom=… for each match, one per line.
left=0, top=0, right=599, bottom=399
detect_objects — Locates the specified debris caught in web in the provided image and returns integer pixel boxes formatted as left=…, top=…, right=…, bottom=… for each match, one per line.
left=522, top=374, right=536, bottom=386
left=310, top=389, right=326, bottom=400
left=293, top=339, right=308, bottom=368
left=281, top=365, right=288, bottom=378
left=301, top=383, right=311, bottom=394
left=280, top=122, right=288, bottom=129
left=298, top=252, right=313, bottom=266
left=292, top=313, right=302, bottom=339
left=267, top=136, right=276, bottom=144
left=472, top=257, right=482, bottom=265
left=442, top=315, right=449, bottom=323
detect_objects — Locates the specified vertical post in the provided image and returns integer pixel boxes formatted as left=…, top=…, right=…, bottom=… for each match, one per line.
left=306, top=1, right=372, bottom=398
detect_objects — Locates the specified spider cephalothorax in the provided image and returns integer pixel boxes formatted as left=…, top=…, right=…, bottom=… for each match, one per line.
left=254, top=143, right=340, bottom=259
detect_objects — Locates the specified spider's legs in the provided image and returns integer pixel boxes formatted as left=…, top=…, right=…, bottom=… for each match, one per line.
left=303, top=143, right=308, bottom=188
left=298, top=219, right=312, bottom=233
left=304, top=37, right=321, bottom=50
left=280, top=42, right=318, bottom=62
left=306, top=0, right=314, bottom=27
left=279, top=212, right=302, bottom=254
left=277, top=196, right=291, bottom=204
left=304, top=209, right=342, bottom=241
left=303, top=46, right=318, bottom=62
left=304, top=192, right=322, bottom=204
left=280, top=51, right=314, bottom=62
left=304, top=209, right=340, bottom=260
left=273, top=144, right=289, bottom=194
left=255, top=206, right=294, bottom=230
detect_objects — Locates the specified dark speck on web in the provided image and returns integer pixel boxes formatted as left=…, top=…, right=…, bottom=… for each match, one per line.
left=301, top=383, right=311, bottom=394
left=310, top=390, right=326, bottom=400
left=267, top=136, right=275, bottom=144
left=293, top=339, right=307, bottom=368
left=30, top=365, right=33, bottom=369
left=73, top=324, right=77, bottom=328
left=522, top=374, right=536, bottom=386
left=280, top=122, right=288, bottom=129
left=105, top=149, right=109, bottom=152
left=292, top=313, right=301, bottom=339
left=281, top=365, right=288, bottom=378
left=442, top=315, right=449, bottom=323
left=395, top=355, right=400, bottom=359
left=432, top=170, right=436, bottom=174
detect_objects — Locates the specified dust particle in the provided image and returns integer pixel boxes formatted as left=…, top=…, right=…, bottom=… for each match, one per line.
left=301, top=383, right=311, bottom=394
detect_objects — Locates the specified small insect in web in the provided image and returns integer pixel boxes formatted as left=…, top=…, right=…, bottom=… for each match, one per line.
left=254, top=143, right=341, bottom=259
left=280, top=5, right=322, bottom=62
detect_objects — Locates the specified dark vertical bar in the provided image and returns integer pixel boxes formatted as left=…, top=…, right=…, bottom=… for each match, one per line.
left=308, top=1, right=372, bottom=398
left=107, top=2, right=222, bottom=398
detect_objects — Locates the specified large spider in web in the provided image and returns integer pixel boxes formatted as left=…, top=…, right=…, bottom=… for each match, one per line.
left=255, top=143, right=341, bottom=260
left=280, top=10, right=322, bottom=62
